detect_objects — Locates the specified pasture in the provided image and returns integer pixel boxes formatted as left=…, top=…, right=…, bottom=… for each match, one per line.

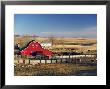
left=14, top=36, right=97, bottom=76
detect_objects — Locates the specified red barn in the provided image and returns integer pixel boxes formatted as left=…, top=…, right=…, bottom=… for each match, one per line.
left=20, top=40, right=53, bottom=58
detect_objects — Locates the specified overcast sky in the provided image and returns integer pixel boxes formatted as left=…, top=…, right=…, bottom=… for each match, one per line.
left=14, top=14, right=97, bottom=38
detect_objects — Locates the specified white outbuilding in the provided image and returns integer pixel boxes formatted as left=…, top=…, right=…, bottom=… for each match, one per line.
left=41, top=42, right=52, bottom=47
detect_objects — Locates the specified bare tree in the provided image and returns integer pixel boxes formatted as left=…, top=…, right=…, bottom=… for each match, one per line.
left=48, top=36, right=55, bottom=46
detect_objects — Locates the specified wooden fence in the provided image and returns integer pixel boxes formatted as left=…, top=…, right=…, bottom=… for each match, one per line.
left=14, top=54, right=97, bottom=65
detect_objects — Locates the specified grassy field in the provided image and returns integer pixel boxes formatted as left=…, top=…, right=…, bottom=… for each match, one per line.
left=14, top=37, right=97, bottom=54
left=14, top=63, right=97, bottom=76
left=14, top=36, right=97, bottom=76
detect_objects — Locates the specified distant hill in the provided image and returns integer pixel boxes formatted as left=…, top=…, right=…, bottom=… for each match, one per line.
left=14, top=34, right=21, bottom=37
left=14, top=34, right=39, bottom=38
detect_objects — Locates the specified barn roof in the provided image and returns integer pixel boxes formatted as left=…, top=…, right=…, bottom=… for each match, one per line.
left=20, top=40, right=53, bottom=57
left=20, top=40, right=36, bottom=51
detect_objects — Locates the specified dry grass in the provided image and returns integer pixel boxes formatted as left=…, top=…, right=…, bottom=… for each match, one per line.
left=15, top=37, right=96, bottom=53
left=53, top=44, right=96, bottom=50
left=14, top=63, right=97, bottom=76
left=15, top=37, right=96, bottom=45
left=14, top=37, right=97, bottom=76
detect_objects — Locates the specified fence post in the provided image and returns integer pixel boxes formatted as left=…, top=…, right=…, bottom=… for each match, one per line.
left=61, top=55, right=63, bottom=63
left=69, top=53, right=70, bottom=59
left=40, top=59, right=41, bottom=63
left=23, top=59, right=25, bottom=64
left=51, top=58, right=52, bottom=63
left=45, top=58, right=47, bottom=64
left=29, top=59, right=30, bottom=64
left=75, top=55, right=76, bottom=64
left=85, top=54, right=86, bottom=57
left=56, top=59, right=57, bottom=63
left=18, top=60, right=19, bottom=64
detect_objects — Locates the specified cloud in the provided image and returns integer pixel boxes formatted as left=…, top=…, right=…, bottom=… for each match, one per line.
left=40, top=26, right=97, bottom=38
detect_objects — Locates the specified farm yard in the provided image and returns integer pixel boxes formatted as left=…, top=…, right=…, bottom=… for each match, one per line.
left=14, top=36, right=97, bottom=76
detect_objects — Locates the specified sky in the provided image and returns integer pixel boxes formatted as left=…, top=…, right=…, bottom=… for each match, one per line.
left=14, top=14, right=97, bottom=38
